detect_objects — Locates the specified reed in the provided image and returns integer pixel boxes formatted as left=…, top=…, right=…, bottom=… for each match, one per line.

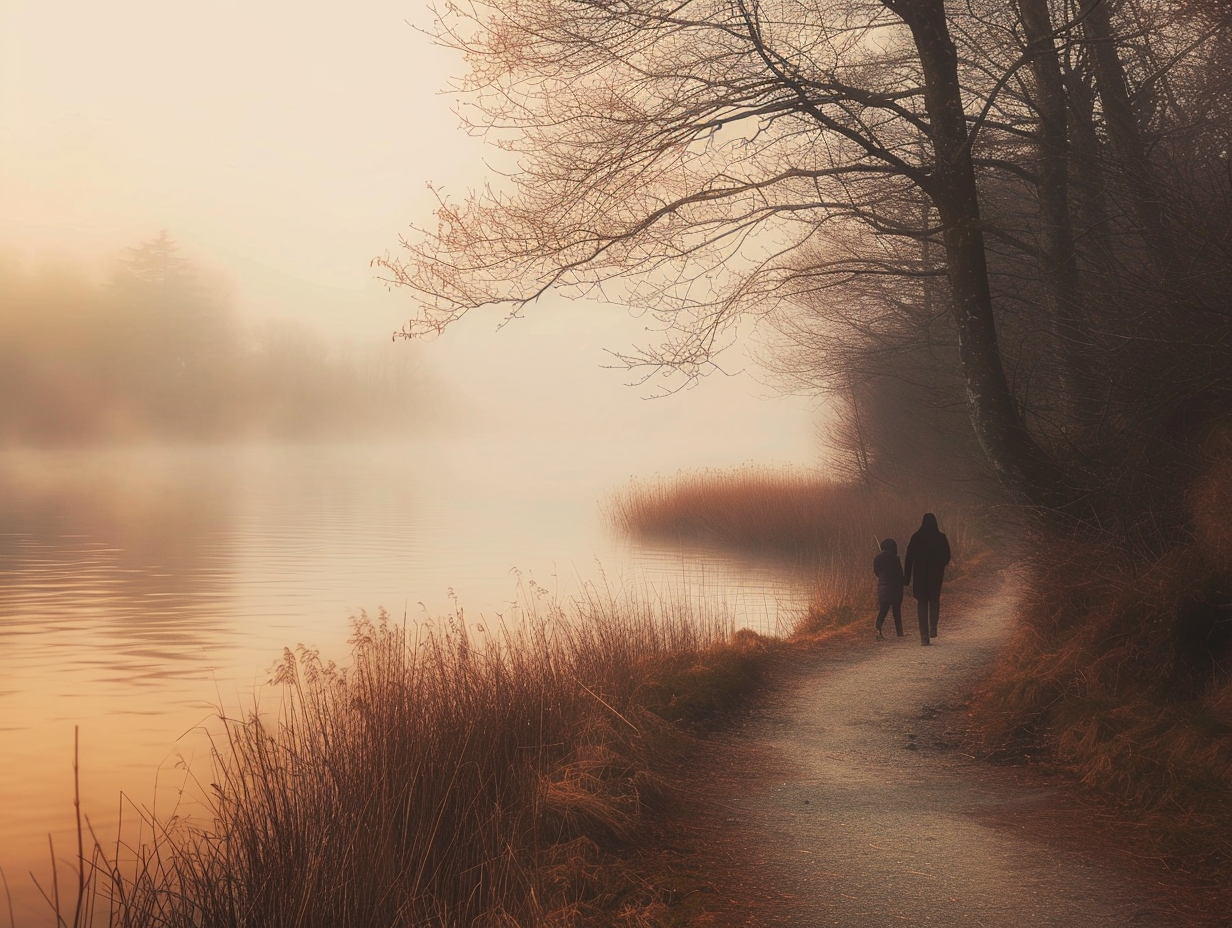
left=51, top=581, right=769, bottom=928
left=608, top=468, right=918, bottom=559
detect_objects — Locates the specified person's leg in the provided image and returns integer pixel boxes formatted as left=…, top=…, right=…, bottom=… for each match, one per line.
left=875, top=601, right=890, bottom=638
left=928, top=596, right=940, bottom=638
left=917, top=597, right=930, bottom=644
left=891, top=601, right=903, bottom=636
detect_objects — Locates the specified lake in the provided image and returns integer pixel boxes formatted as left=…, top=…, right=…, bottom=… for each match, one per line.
left=0, top=437, right=814, bottom=924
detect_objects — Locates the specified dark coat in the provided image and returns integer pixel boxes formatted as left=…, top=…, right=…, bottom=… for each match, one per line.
left=903, top=513, right=951, bottom=600
left=873, top=540, right=904, bottom=604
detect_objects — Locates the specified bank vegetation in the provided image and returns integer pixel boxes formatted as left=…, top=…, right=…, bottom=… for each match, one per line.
left=29, top=472, right=954, bottom=928
left=39, top=582, right=771, bottom=928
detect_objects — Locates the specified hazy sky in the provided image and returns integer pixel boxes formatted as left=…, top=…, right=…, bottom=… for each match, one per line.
left=0, top=0, right=821, bottom=463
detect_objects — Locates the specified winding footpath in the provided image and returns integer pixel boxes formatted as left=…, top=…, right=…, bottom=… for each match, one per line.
left=671, top=564, right=1229, bottom=927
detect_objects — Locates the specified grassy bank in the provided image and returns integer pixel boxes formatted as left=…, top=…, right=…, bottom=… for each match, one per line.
left=617, top=464, right=1232, bottom=888
left=616, top=466, right=1232, bottom=890
left=972, top=453, right=1232, bottom=880
left=608, top=467, right=967, bottom=560
left=50, top=583, right=770, bottom=928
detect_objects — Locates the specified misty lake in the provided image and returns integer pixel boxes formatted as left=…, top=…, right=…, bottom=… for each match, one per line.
left=0, top=437, right=814, bottom=922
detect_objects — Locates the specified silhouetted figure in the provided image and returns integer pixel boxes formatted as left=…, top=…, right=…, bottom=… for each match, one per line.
left=903, top=513, right=951, bottom=646
left=872, top=538, right=904, bottom=640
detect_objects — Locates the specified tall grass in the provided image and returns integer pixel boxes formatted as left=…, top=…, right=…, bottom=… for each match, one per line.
left=53, top=582, right=767, bottom=928
left=608, top=468, right=923, bottom=558
left=608, top=467, right=981, bottom=636
left=972, top=451, right=1232, bottom=873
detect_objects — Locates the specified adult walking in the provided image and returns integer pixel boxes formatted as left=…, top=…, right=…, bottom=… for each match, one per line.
left=903, top=512, right=951, bottom=646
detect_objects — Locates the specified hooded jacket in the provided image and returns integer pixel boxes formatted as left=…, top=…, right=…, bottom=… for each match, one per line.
left=872, top=538, right=904, bottom=604
left=903, top=513, right=951, bottom=600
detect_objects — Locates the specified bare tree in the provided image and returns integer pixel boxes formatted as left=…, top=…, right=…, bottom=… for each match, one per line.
left=380, top=0, right=1232, bottom=522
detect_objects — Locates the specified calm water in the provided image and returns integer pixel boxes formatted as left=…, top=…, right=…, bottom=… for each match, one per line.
left=0, top=438, right=811, bottom=923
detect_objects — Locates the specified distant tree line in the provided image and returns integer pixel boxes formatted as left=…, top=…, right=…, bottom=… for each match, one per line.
left=0, top=234, right=432, bottom=445
left=379, top=0, right=1232, bottom=546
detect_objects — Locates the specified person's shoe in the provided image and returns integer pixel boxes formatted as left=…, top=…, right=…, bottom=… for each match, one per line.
left=875, top=631, right=885, bottom=641
left=921, top=637, right=930, bottom=646
left=896, top=632, right=905, bottom=637
left=930, top=627, right=938, bottom=638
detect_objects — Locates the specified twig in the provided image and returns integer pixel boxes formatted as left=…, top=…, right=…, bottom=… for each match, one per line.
left=1, top=866, right=16, bottom=928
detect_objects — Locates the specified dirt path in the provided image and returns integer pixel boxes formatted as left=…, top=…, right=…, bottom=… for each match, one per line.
left=670, top=564, right=1227, bottom=927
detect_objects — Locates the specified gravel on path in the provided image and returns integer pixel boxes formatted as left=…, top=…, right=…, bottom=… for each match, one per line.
left=669, top=565, right=1228, bottom=927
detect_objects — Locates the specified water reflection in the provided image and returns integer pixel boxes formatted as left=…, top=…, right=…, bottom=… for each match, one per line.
left=0, top=447, right=236, bottom=683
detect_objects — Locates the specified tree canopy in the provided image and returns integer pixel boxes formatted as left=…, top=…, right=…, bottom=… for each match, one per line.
left=382, top=0, right=1232, bottom=534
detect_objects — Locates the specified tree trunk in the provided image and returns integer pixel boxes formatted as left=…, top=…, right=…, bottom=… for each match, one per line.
left=1080, top=0, right=1174, bottom=269
left=1017, top=0, right=1099, bottom=427
left=1063, top=57, right=1115, bottom=267
left=884, top=0, right=1076, bottom=511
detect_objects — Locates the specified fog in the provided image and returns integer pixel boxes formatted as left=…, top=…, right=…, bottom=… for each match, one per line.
left=0, top=7, right=814, bottom=920
left=0, top=234, right=440, bottom=443
left=0, top=0, right=818, bottom=461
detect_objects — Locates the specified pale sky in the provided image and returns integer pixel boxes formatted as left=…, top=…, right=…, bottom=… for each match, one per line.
left=0, top=0, right=821, bottom=463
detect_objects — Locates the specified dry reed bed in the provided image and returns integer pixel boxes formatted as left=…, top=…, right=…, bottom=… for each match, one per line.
left=58, top=584, right=766, bottom=928
left=608, top=467, right=979, bottom=635
left=608, top=468, right=928, bottom=558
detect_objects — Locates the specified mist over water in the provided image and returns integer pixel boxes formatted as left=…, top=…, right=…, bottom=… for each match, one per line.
left=0, top=233, right=820, bottom=921
left=0, top=240, right=437, bottom=446
left=0, top=4, right=824, bottom=922
left=0, top=195, right=820, bottom=928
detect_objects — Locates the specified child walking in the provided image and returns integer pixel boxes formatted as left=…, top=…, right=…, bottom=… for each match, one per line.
left=873, top=538, right=904, bottom=640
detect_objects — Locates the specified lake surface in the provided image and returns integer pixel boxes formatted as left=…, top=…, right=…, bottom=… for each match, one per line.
left=0, top=437, right=813, bottom=923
